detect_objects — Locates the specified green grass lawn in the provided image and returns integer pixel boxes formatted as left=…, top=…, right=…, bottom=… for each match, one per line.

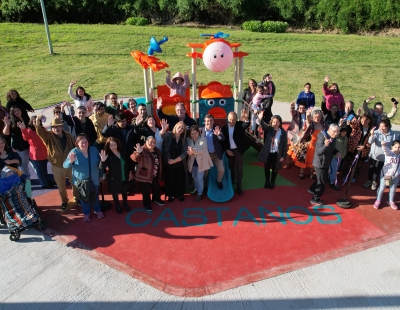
left=1, top=23, right=400, bottom=122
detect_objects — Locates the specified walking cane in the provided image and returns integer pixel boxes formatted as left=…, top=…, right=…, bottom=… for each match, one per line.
left=336, top=150, right=361, bottom=209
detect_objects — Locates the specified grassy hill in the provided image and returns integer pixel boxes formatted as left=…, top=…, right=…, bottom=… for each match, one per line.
left=1, top=23, right=400, bottom=121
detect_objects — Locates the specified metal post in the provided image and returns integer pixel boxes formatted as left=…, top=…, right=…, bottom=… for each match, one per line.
left=233, top=47, right=239, bottom=114
left=40, top=0, right=54, bottom=55
left=191, top=48, right=197, bottom=120
left=143, top=68, right=152, bottom=115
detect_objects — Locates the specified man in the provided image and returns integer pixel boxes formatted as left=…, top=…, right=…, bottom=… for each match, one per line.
left=221, top=109, right=250, bottom=195
left=104, top=92, right=124, bottom=117
left=61, top=103, right=97, bottom=145
left=89, top=102, right=109, bottom=151
left=156, top=98, right=196, bottom=131
left=35, top=116, right=80, bottom=211
left=201, top=114, right=225, bottom=190
left=132, top=103, right=148, bottom=130
left=363, top=95, right=397, bottom=127
left=309, top=123, right=340, bottom=205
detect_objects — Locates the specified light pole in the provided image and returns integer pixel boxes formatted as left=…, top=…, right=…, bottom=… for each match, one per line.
left=40, top=0, right=54, bottom=55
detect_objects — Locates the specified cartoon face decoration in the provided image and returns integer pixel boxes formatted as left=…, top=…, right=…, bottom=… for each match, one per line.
left=202, top=41, right=233, bottom=72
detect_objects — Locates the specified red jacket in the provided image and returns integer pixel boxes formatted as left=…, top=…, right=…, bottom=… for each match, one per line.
left=21, top=128, right=48, bottom=160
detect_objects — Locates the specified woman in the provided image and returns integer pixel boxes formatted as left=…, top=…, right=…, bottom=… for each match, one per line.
left=296, top=83, right=315, bottom=109
left=186, top=125, right=213, bottom=202
left=364, top=119, right=396, bottom=190
left=63, top=134, right=104, bottom=222
left=160, top=119, right=187, bottom=202
left=19, top=116, right=55, bottom=189
left=2, top=107, right=30, bottom=178
left=342, top=114, right=372, bottom=183
left=242, top=79, right=257, bottom=106
left=288, top=108, right=327, bottom=179
left=258, top=113, right=287, bottom=189
left=53, top=105, right=71, bottom=134
left=131, top=136, right=164, bottom=212
left=122, top=99, right=138, bottom=124
left=0, top=136, right=21, bottom=171
left=286, top=101, right=307, bottom=168
left=61, top=103, right=97, bottom=145
left=322, top=75, right=345, bottom=113
left=68, top=80, right=94, bottom=116
left=136, top=116, right=163, bottom=152
left=100, top=137, right=130, bottom=214
left=324, top=104, right=341, bottom=126
left=5, top=89, right=34, bottom=122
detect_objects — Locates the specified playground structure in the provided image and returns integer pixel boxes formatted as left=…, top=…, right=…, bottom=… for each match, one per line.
left=130, top=33, right=249, bottom=202
left=130, top=32, right=248, bottom=123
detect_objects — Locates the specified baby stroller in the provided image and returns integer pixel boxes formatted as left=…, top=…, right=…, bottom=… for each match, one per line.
left=0, top=166, right=47, bottom=241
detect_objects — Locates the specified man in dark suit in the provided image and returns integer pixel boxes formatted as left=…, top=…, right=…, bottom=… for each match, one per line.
left=201, top=114, right=225, bottom=190
left=222, top=110, right=250, bottom=195
left=156, top=97, right=197, bottom=131
left=309, top=123, right=340, bottom=205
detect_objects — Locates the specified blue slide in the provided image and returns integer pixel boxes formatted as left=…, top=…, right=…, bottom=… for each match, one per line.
left=207, top=154, right=234, bottom=202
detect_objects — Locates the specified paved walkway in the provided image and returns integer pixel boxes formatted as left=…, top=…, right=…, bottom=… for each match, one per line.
left=2, top=100, right=400, bottom=309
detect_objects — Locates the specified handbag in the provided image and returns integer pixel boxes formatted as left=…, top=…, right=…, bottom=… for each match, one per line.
left=75, top=148, right=97, bottom=204
left=383, top=156, right=400, bottom=187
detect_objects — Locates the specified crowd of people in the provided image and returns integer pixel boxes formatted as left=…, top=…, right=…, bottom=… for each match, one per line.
left=243, top=74, right=399, bottom=208
left=1, top=73, right=399, bottom=223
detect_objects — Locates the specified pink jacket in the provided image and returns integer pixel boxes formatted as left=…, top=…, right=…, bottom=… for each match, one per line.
left=322, top=84, right=345, bottom=111
left=166, top=72, right=190, bottom=97
left=21, top=128, right=48, bottom=160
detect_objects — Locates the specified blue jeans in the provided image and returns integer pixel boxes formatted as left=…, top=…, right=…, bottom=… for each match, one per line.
left=17, top=149, right=30, bottom=179
left=30, top=159, right=53, bottom=187
left=329, top=156, right=341, bottom=184
left=376, top=176, right=398, bottom=202
left=191, top=166, right=205, bottom=195
left=80, top=185, right=101, bottom=215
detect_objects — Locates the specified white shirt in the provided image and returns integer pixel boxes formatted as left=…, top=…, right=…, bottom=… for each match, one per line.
left=228, top=126, right=237, bottom=149
left=270, top=128, right=281, bottom=153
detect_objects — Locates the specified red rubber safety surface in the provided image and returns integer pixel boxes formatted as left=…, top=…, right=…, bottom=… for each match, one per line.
left=33, top=156, right=400, bottom=297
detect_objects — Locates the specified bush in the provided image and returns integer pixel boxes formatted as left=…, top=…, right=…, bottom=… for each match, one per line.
left=242, top=20, right=263, bottom=32
left=125, top=16, right=149, bottom=26
left=262, top=21, right=288, bottom=33
left=242, top=20, right=288, bottom=33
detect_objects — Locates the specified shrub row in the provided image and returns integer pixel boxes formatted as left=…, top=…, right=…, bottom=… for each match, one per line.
left=0, top=0, right=399, bottom=33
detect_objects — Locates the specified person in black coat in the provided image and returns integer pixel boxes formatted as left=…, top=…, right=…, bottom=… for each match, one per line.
left=258, top=113, right=288, bottom=189
left=156, top=98, right=197, bottom=131
left=221, top=109, right=250, bottom=195
left=6, top=89, right=34, bottom=122
left=103, top=112, right=139, bottom=181
left=100, top=137, right=131, bottom=214
left=309, top=124, right=341, bottom=205
left=61, top=103, right=97, bottom=145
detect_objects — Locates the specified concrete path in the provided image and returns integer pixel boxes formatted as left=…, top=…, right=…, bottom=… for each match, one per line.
left=2, top=100, right=400, bottom=309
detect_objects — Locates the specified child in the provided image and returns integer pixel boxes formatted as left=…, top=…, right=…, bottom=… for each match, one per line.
left=329, top=127, right=348, bottom=190
left=165, top=70, right=190, bottom=97
left=251, top=85, right=273, bottom=133
left=373, top=140, right=400, bottom=210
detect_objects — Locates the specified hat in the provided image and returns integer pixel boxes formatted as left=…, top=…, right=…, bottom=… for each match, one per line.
left=172, top=72, right=184, bottom=81
left=50, top=118, right=64, bottom=127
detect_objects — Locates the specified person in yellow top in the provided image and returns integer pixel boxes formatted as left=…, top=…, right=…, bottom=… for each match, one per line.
left=89, top=102, right=110, bottom=152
